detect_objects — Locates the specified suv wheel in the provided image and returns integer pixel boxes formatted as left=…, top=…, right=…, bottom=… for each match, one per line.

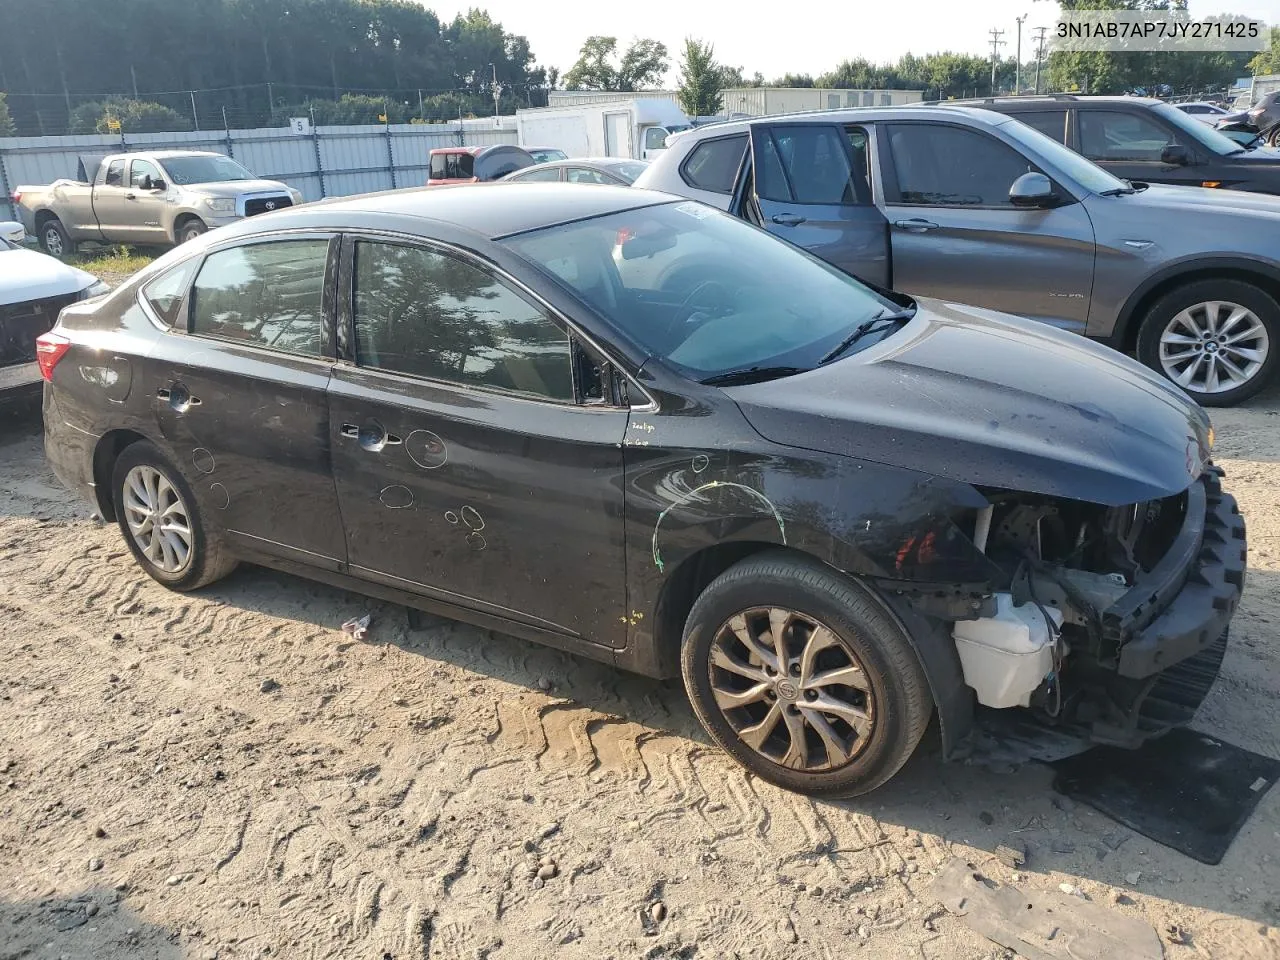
left=1137, top=279, right=1279, bottom=406
left=111, top=441, right=236, bottom=591
left=681, top=552, right=932, bottom=798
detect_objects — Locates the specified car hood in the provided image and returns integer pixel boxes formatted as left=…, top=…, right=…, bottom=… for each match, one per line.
left=183, top=179, right=291, bottom=199
left=724, top=299, right=1211, bottom=507
left=0, top=248, right=97, bottom=306
left=1122, top=180, right=1280, bottom=216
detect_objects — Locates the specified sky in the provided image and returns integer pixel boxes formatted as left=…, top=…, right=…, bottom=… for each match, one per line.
left=427, top=0, right=1280, bottom=83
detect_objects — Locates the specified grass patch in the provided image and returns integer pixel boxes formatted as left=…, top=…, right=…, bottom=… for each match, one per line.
left=69, top=245, right=156, bottom=276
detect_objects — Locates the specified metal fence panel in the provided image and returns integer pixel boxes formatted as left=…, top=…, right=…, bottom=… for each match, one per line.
left=0, top=123, right=518, bottom=222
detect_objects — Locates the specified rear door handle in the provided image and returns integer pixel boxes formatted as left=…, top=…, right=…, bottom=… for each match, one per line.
left=341, top=422, right=402, bottom=449
left=340, top=423, right=360, bottom=439
left=771, top=213, right=807, bottom=226
left=157, top=384, right=200, bottom=410
left=893, top=218, right=940, bottom=232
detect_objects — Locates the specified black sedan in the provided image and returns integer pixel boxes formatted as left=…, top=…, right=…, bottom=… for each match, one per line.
left=39, top=184, right=1245, bottom=797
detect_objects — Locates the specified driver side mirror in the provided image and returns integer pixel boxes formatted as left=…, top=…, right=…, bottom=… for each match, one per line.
left=1008, top=172, right=1058, bottom=208
left=141, top=175, right=166, bottom=191
left=1160, top=144, right=1190, bottom=166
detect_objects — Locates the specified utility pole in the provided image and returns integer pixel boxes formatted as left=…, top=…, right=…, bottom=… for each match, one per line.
left=1033, top=26, right=1048, bottom=95
left=490, top=63, right=501, bottom=120
left=1015, top=15, right=1027, bottom=96
left=130, top=64, right=139, bottom=99
left=989, top=28, right=1006, bottom=95
left=190, top=91, right=200, bottom=130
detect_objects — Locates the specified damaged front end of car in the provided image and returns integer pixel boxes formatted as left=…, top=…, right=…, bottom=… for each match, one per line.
left=919, top=466, right=1246, bottom=754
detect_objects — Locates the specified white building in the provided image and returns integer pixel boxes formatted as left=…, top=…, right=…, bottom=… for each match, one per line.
left=721, top=87, right=924, bottom=116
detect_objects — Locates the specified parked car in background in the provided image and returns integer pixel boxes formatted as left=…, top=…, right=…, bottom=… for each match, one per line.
left=39, top=184, right=1244, bottom=798
left=14, top=152, right=302, bottom=255
left=639, top=105, right=1280, bottom=405
left=1175, top=101, right=1230, bottom=124
left=961, top=95, right=1280, bottom=195
left=1, top=234, right=106, bottom=401
left=1237, top=91, right=1280, bottom=145
left=525, top=147, right=569, bottom=164
left=1, top=220, right=25, bottom=245
left=426, top=145, right=535, bottom=186
left=504, top=157, right=649, bottom=185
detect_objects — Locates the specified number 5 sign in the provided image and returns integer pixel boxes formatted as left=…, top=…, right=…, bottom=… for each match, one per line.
left=289, top=117, right=312, bottom=136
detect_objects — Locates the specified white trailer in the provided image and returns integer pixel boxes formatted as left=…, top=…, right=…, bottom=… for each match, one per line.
left=515, top=99, right=691, bottom=161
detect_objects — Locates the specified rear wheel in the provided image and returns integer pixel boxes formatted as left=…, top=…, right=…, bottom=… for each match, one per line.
left=1137, top=279, right=1279, bottom=406
left=681, top=552, right=932, bottom=797
left=39, top=218, right=74, bottom=257
left=111, top=441, right=236, bottom=591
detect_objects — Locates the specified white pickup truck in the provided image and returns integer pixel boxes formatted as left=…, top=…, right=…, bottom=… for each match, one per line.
left=14, top=151, right=302, bottom=255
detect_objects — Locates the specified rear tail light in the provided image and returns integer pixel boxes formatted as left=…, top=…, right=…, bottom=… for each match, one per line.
left=10, top=189, right=20, bottom=205
left=35, top=332, right=71, bottom=381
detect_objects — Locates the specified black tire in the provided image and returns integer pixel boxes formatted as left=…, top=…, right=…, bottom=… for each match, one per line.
left=111, top=440, right=236, bottom=591
left=176, top=218, right=208, bottom=244
left=39, top=218, right=74, bottom=257
left=681, top=551, right=932, bottom=798
left=1136, top=279, right=1280, bottom=407
left=1268, top=125, right=1280, bottom=148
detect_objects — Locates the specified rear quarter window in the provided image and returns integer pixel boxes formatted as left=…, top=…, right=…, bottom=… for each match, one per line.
left=680, top=135, right=747, bottom=194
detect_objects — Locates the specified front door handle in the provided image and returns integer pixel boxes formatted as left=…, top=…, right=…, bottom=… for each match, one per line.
left=771, top=213, right=807, bottom=226
left=893, top=218, right=940, bottom=233
left=125, top=192, right=137, bottom=200
left=340, top=423, right=360, bottom=439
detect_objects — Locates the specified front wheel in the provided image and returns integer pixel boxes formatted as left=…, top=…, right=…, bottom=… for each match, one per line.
left=176, top=218, right=208, bottom=244
left=111, top=441, right=236, bottom=591
left=681, top=552, right=933, bottom=798
left=1136, top=279, right=1280, bottom=406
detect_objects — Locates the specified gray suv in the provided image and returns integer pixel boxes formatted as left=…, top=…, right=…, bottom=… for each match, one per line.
left=635, top=106, right=1280, bottom=405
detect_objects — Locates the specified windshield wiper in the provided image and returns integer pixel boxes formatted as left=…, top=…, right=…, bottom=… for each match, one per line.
left=819, top=308, right=914, bottom=365
left=700, top=365, right=810, bottom=386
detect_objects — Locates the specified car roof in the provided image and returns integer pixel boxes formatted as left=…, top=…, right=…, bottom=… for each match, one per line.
left=221, top=182, right=674, bottom=240
left=133, top=150, right=229, bottom=160
left=939, top=95, right=1164, bottom=111
left=519, top=157, right=645, bottom=170
left=673, top=104, right=1012, bottom=140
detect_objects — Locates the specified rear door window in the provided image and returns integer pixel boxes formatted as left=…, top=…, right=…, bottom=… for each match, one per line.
left=566, top=167, right=611, bottom=184
left=429, top=154, right=448, bottom=179
left=104, top=160, right=125, bottom=187
left=680, top=135, right=747, bottom=194
left=755, top=124, right=871, bottom=204
left=1016, top=111, right=1069, bottom=145
left=190, top=239, right=331, bottom=356
left=883, top=123, right=1036, bottom=207
left=514, top=166, right=562, bottom=182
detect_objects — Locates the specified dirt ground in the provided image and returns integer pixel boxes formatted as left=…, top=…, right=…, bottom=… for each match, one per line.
left=1, top=382, right=1278, bottom=960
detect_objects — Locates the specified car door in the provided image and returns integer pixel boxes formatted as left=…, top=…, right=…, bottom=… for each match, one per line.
left=739, top=121, right=890, bottom=288
left=91, top=159, right=130, bottom=238
left=148, top=233, right=347, bottom=569
left=326, top=234, right=630, bottom=648
left=1076, top=109, right=1203, bottom=187
left=117, top=159, right=169, bottom=245
left=878, top=120, right=1096, bottom=333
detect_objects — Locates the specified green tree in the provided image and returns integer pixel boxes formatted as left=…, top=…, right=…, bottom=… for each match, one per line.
left=0, top=93, right=13, bottom=136
left=69, top=98, right=192, bottom=134
left=564, top=35, right=669, bottom=91
left=1248, top=27, right=1280, bottom=75
left=676, top=38, right=723, bottom=115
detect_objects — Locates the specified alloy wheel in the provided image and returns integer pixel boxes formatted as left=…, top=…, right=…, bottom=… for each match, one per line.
left=1158, top=300, right=1269, bottom=395
left=44, top=226, right=64, bottom=256
left=122, top=465, right=194, bottom=574
left=708, top=607, right=876, bottom=772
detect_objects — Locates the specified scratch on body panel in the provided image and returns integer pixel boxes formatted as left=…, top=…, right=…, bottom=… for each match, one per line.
left=651, top=481, right=786, bottom=573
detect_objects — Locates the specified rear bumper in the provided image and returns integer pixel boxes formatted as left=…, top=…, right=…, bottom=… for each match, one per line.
left=1108, top=467, right=1246, bottom=679
left=0, top=362, right=43, bottom=401
left=42, top=388, right=99, bottom=509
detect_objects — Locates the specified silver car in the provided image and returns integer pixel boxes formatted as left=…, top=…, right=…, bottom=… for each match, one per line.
left=636, top=105, right=1280, bottom=406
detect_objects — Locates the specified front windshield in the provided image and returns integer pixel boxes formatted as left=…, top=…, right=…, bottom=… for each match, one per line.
left=504, top=201, right=901, bottom=380
left=1152, top=102, right=1244, bottom=156
left=997, top=117, right=1130, bottom=195
left=160, top=155, right=255, bottom=185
